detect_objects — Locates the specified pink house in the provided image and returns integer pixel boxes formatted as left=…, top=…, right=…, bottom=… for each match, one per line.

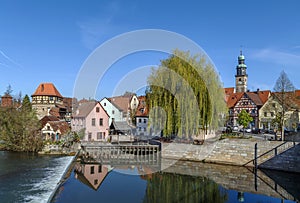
left=72, top=101, right=109, bottom=141
left=74, top=163, right=110, bottom=190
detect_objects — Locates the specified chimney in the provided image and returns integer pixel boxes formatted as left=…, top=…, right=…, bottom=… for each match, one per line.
left=257, top=88, right=260, bottom=94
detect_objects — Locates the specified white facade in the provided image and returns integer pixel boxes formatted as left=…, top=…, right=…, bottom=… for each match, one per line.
left=100, top=98, right=125, bottom=125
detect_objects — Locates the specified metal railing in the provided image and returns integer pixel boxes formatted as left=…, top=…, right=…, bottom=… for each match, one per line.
left=254, top=142, right=296, bottom=168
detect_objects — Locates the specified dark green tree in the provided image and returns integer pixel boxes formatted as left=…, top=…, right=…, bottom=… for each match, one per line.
left=0, top=95, right=43, bottom=152
left=237, top=110, right=253, bottom=136
left=21, top=95, right=32, bottom=112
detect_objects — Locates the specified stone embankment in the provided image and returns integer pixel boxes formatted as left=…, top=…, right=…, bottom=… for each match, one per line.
left=161, top=138, right=299, bottom=172
left=161, top=160, right=295, bottom=201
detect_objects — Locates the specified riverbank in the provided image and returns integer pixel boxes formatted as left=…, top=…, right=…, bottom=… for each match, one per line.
left=161, top=138, right=300, bottom=173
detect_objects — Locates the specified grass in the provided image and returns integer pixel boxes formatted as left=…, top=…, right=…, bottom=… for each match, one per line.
left=220, top=132, right=251, bottom=140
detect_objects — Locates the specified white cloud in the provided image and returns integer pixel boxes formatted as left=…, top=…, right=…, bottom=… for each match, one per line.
left=0, top=50, right=22, bottom=70
left=250, top=48, right=300, bottom=66
left=77, top=1, right=131, bottom=50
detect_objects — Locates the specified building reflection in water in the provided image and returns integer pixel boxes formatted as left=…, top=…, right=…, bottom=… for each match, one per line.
left=74, top=162, right=113, bottom=190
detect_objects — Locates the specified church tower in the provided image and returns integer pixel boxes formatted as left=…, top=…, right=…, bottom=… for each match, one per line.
left=235, top=51, right=248, bottom=93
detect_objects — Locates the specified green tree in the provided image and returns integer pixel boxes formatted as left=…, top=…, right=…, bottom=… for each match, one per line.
left=0, top=95, right=43, bottom=152
left=273, top=70, right=295, bottom=140
left=146, top=50, right=227, bottom=139
left=237, top=110, right=253, bottom=136
left=21, top=94, right=32, bottom=112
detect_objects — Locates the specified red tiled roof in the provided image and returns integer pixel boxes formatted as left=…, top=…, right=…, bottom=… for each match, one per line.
left=257, top=90, right=271, bottom=104
left=226, top=92, right=244, bottom=108
left=49, top=107, right=60, bottom=118
left=32, top=83, right=63, bottom=98
left=224, top=87, right=234, bottom=95
left=224, top=87, right=235, bottom=102
left=48, top=121, right=70, bottom=135
left=246, top=92, right=263, bottom=106
left=40, top=115, right=60, bottom=128
left=136, top=96, right=148, bottom=117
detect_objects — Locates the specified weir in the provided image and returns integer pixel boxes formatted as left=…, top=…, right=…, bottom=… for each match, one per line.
left=80, top=142, right=161, bottom=167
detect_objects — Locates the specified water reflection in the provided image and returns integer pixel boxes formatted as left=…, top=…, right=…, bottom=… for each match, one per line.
left=74, top=162, right=112, bottom=191
left=142, top=171, right=228, bottom=203
left=53, top=159, right=299, bottom=203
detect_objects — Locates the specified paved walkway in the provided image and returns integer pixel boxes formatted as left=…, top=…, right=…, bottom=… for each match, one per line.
left=259, top=143, right=300, bottom=173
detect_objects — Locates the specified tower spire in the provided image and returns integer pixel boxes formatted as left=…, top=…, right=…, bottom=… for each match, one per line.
left=235, top=50, right=248, bottom=93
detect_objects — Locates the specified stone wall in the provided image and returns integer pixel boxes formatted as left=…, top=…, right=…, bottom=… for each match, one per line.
left=161, top=139, right=295, bottom=167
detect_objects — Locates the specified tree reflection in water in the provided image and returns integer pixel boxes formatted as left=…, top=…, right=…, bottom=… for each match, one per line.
left=142, top=172, right=228, bottom=203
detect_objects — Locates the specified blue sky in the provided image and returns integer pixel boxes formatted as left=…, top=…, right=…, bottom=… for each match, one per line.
left=0, top=0, right=300, bottom=100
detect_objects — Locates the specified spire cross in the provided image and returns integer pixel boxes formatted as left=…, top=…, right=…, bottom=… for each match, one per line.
left=240, top=45, right=243, bottom=55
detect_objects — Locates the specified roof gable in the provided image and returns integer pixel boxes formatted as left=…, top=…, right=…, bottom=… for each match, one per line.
left=108, top=96, right=131, bottom=112
left=48, top=121, right=70, bottom=134
left=245, top=92, right=263, bottom=106
left=73, top=101, right=97, bottom=117
left=32, top=83, right=63, bottom=98
left=135, top=96, right=148, bottom=117
left=226, top=92, right=244, bottom=108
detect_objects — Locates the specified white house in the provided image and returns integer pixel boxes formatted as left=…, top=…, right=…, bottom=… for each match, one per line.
left=100, top=97, right=124, bottom=125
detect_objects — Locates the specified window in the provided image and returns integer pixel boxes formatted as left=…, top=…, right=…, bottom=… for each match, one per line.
left=139, top=127, right=141, bottom=131
left=97, top=132, right=102, bottom=140
left=99, top=118, right=103, bottom=126
left=271, top=112, right=274, bottom=117
left=98, top=165, right=102, bottom=173
left=139, top=118, right=142, bottom=123
left=143, top=127, right=146, bottom=132
left=49, top=96, right=53, bottom=101
left=96, top=107, right=100, bottom=112
left=94, top=179, right=98, bottom=185
left=88, top=133, right=92, bottom=141
left=143, top=119, right=147, bottom=123
left=104, top=102, right=106, bottom=106
left=140, top=108, right=144, bottom=114
left=264, top=112, right=267, bottom=117
left=272, top=103, right=276, bottom=108
left=90, top=166, right=95, bottom=174
left=92, top=118, right=96, bottom=126
left=112, top=110, right=115, bottom=114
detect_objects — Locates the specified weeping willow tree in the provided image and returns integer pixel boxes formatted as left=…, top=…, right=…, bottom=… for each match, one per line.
left=146, top=50, right=227, bottom=139
left=143, top=172, right=228, bottom=203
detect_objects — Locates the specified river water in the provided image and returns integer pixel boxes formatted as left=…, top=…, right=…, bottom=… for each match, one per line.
left=0, top=151, right=73, bottom=203
left=0, top=151, right=299, bottom=203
